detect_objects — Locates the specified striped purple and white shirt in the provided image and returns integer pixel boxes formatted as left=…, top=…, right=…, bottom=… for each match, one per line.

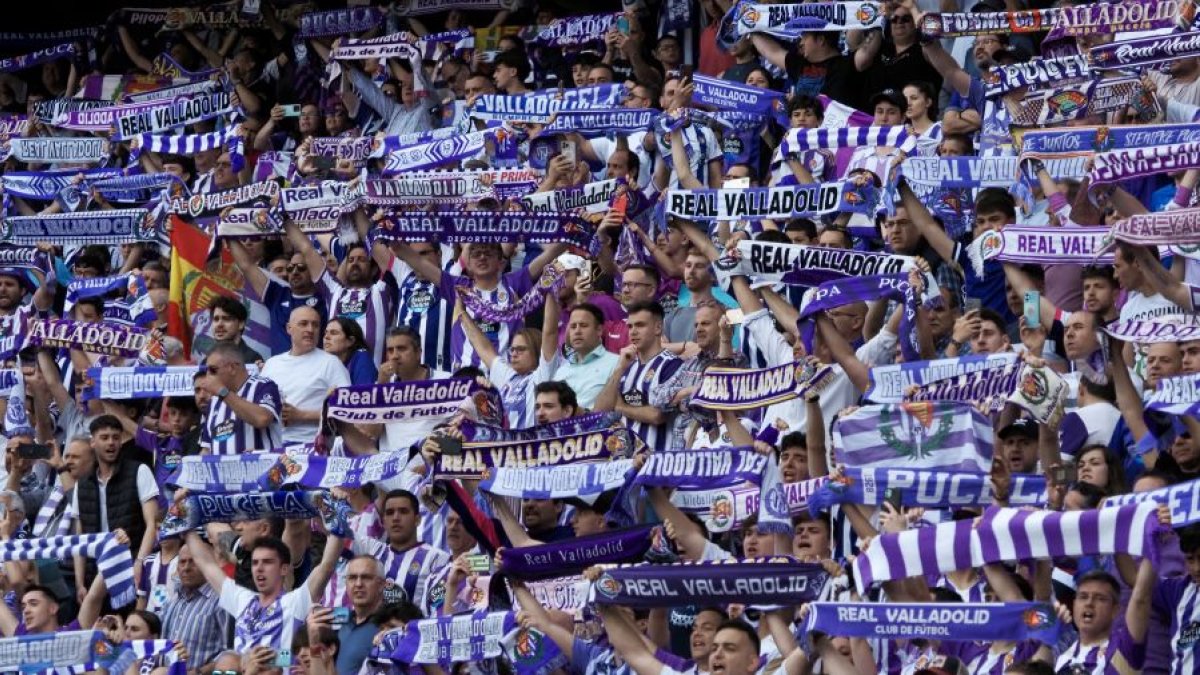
left=351, top=537, right=450, bottom=617
left=618, top=349, right=684, bottom=453
left=1154, top=576, right=1200, bottom=675
left=317, top=269, right=398, bottom=365
left=1054, top=624, right=1144, bottom=675
left=439, top=268, right=533, bottom=370
left=201, top=375, right=284, bottom=455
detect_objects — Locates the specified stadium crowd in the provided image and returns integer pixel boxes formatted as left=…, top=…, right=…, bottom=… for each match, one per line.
left=0, top=0, right=1199, bottom=674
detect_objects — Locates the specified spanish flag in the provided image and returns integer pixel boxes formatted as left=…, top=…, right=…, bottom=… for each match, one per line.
left=167, top=216, right=244, bottom=358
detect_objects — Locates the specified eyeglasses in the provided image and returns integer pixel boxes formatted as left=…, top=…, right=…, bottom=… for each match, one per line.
left=509, top=345, right=531, bottom=353
left=890, top=14, right=914, bottom=23
left=622, top=280, right=655, bottom=289
left=286, top=264, right=307, bottom=272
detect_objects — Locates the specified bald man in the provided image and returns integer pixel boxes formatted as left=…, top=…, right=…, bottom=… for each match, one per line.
left=261, top=306, right=351, bottom=444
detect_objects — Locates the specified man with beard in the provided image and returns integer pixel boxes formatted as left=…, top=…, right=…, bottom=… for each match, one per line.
left=185, top=529, right=342, bottom=653
left=0, top=268, right=52, bottom=359
left=230, top=242, right=325, bottom=357
left=199, top=296, right=266, bottom=364
left=665, top=251, right=737, bottom=344
left=550, top=303, right=620, bottom=409
left=286, top=218, right=398, bottom=365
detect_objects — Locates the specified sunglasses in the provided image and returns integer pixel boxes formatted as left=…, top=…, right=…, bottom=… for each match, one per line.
left=286, top=264, right=307, bottom=272
left=891, top=14, right=914, bottom=23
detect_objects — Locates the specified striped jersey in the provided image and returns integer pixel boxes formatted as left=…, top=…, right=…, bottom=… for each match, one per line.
left=316, top=269, right=398, bottom=365
left=200, top=375, right=284, bottom=455
left=1154, top=577, right=1200, bottom=675
left=393, top=258, right=454, bottom=372
left=351, top=538, right=450, bottom=617
left=219, top=583, right=311, bottom=653
left=618, top=350, right=684, bottom=452
left=438, top=268, right=533, bottom=370
left=1054, top=624, right=1144, bottom=675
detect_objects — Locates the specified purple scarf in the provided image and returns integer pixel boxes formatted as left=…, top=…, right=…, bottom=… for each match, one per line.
left=591, top=559, right=828, bottom=607
left=374, top=211, right=594, bottom=249
left=499, top=525, right=660, bottom=579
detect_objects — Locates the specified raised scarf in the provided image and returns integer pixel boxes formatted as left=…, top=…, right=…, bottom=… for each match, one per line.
left=2, top=137, right=108, bottom=164
left=691, top=74, right=783, bottom=114
left=0, top=42, right=74, bottom=74
left=374, top=211, right=593, bottom=248
left=1104, top=208, right=1200, bottom=250
left=1010, top=77, right=1140, bottom=127
left=901, top=156, right=1017, bottom=189
left=591, top=558, right=828, bottom=607
left=479, top=458, right=636, bottom=500
left=166, top=179, right=280, bottom=218
left=112, top=90, right=235, bottom=140
left=964, top=226, right=1113, bottom=278
left=520, top=178, right=621, bottom=214
left=24, top=318, right=149, bottom=357
left=329, top=33, right=419, bottom=62
left=1104, top=314, right=1200, bottom=343
left=542, top=108, right=657, bottom=136
left=159, top=490, right=350, bottom=540
left=1, top=168, right=121, bottom=200
left=851, top=503, right=1163, bottom=595
left=832, top=402, right=994, bottom=473
left=531, top=14, right=618, bottom=47
left=920, top=1, right=1177, bottom=39
left=3, top=209, right=154, bottom=246
left=780, top=124, right=915, bottom=156
left=258, top=452, right=410, bottom=491
left=982, top=54, right=1090, bottom=98
left=665, top=181, right=873, bottom=222
left=691, top=361, right=836, bottom=411
left=0, top=630, right=107, bottom=671
left=1105, top=476, right=1200, bottom=527
left=806, top=601, right=1060, bottom=644
left=718, top=2, right=884, bottom=49
left=459, top=412, right=619, bottom=445
left=806, top=467, right=1047, bottom=516
left=795, top=273, right=926, bottom=361
left=297, top=6, right=384, bottom=37
left=84, top=365, right=204, bottom=401
left=325, top=377, right=487, bottom=425
left=498, top=524, right=659, bottom=579
left=433, top=428, right=629, bottom=480
left=390, top=611, right=517, bottom=665
left=458, top=266, right=566, bottom=325
left=1019, top=123, right=1200, bottom=159
left=723, top=240, right=917, bottom=286
left=633, top=448, right=767, bottom=490
left=0, top=535, right=135, bottom=606
left=905, top=363, right=1022, bottom=414
left=672, top=478, right=828, bottom=533
left=1090, top=29, right=1200, bottom=69
left=166, top=454, right=283, bottom=493
left=865, top=353, right=1021, bottom=403
left=382, top=128, right=493, bottom=173
left=365, top=173, right=497, bottom=205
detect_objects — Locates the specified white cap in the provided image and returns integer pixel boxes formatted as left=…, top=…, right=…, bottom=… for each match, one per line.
left=557, top=253, right=586, bottom=272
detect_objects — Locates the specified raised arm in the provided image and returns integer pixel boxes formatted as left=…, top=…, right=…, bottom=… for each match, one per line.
left=389, top=240, right=445, bottom=285
left=456, top=296, right=501, bottom=368
left=284, top=220, right=331, bottom=286
left=1125, top=557, right=1157, bottom=643
left=899, top=181, right=956, bottom=267
left=647, top=487, right=711, bottom=561
left=920, top=39, right=971, bottom=97
left=305, top=532, right=344, bottom=601
left=227, top=239, right=270, bottom=299
left=816, top=315, right=869, bottom=392
left=596, top=604, right=665, bottom=675
left=183, top=531, right=230, bottom=594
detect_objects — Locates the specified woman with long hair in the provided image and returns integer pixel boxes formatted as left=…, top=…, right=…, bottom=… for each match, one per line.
left=904, top=81, right=942, bottom=157
left=323, top=317, right=378, bottom=385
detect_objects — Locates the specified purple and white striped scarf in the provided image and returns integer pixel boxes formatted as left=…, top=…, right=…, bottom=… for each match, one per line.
left=831, top=402, right=994, bottom=474
left=532, top=14, right=618, bottom=47
left=0, top=42, right=74, bottom=74
left=0, top=114, right=27, bottom=137
left=130, top=124, right=242, bottom=168
left=964, top=226, right=1113, bottom=278
left=905, top=363, right=1020, bottom=414
left=298, top=6, right=384, bottom=37
left=1, top=168, right=121, bottom=200
left=460, top=265, right=565, bottom=324
left=671, top=478, right=828, bottom=533
left=982, top=54, right=1091, bottom=98
left=780, top=125, right=916, bottom=156
left=691, top=361, right=836, bottom=410
left=717, top=2, right=884, bottom=49
left=434, top=428, right=627, bottom=480
left=0, top=534, right=136, bottom=606
left=542, top=108, right=657, bottom=135
left=1090, top=30, right=1200, bottom=69
left=633, top=448, right=768, bottom=490
left=806, top=467, right=1047, bottom=515
left=851, top=503, right=1164, bottom=595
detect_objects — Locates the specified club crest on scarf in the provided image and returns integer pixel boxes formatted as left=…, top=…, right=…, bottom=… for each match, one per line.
left=1022, top=606, right=1053, bottom=629
left=593, top=573, right=622, bottom=599
left=710, top=493, right=734, bottom=530
left=879, top=402, right=955, bottom=460
left=1019, top=369, right=1051, bottom=405
left=263, top=455, right=304, bottom=490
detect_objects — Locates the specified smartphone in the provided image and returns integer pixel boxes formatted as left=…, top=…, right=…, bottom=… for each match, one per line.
left=313, top=156, right=336, bottom=170
left=1052, top=462, right=1077, bottom=485
left=610, top=191, right=629, bottom=217
left=433, top=433, right=463, bottom=456
left=680, top=64, right=694, bottom=83
left=723, top=177, right=750, bottom=190
left=280, top=104, right=302, bottom=117
left=616, top=15, right=631, bottom=35
left=725, top=308, right=745, bottom=325
left=466, top=553, right=493, bottom=573
left=558, top=139, right=576, bottom=165
left=16, top=443, right=51, bottom=460
left=578, top=260, right=594, bottom=288
left=884, top=488, right=903, bottom=513
left=964, top=297, right=982, bottom=313
left=480, top=50, right=499, bottom=63
left=332, top=606, right=351, bottom=628
left=274, top=649, right=292, bottom=669
left=1023, top=290, right=1041, bottom=329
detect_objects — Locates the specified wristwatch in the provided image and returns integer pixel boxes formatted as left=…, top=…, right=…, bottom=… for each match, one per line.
left=217, top=386, right=230, bottom=400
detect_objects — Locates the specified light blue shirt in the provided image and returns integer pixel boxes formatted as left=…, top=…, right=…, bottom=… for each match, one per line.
left=552, top=345, right=621, bottom=409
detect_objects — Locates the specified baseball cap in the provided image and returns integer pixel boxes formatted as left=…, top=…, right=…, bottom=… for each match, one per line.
left=998, top=417, right=1038, bottom=441
left=870, top=88, right=906, bottom=110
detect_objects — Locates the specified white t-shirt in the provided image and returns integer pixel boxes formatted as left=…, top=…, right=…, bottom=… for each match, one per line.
left=261, top=348, right=352, bottom=444
left=1119, top=291, right=1181, bottom=323
left=70, top=464, right=159, bottom=532
left=219, top=582, right=312, bottom=653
